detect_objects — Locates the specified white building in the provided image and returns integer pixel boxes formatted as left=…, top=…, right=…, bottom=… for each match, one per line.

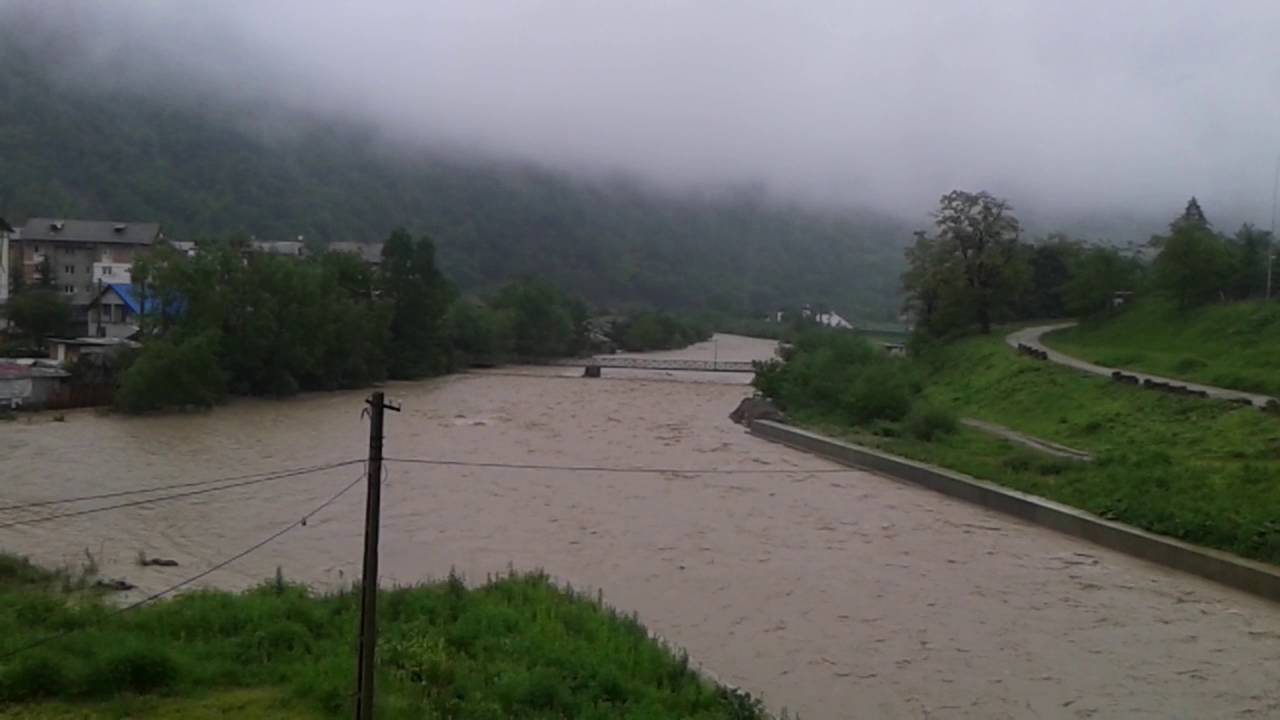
left=768, top=306, right=855, bottom=329
left=813, top=311, right=853, bottom=329
left=168, top=240, right=198, bottom=257
left=92, top=260, right=132, bottom=286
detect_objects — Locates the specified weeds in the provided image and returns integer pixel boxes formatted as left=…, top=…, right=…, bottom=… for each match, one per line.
left=79, top=548, right=98, bottom=579
left=0, top=563, right=767, bottom=719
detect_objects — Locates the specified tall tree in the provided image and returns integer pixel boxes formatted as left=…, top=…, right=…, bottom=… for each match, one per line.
left=7, top=289, right=71, bottom=342
left=490, top=276, right=586, bottom=357
left=1226, top=223, right=1272, bottom=300
left=1061, top=245, right=1144, bottom=317
left=1173, top=196, right=1209, bottom=231
left=902, top=231, right=961, bottom=334
left=916, top=190, right=1025, bottom=334
left=1151, top=198, right=1232, bottom=307
left=380, top=229, right=454, bottom=378
left=1020, top=234, right=1084, bottom=318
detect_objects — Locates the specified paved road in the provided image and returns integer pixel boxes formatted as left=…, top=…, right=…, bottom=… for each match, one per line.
left=1007, top=323, right=1275, bottom=408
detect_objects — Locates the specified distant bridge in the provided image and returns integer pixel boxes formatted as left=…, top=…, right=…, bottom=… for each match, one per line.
left=549, top=357, right=758, bottom=373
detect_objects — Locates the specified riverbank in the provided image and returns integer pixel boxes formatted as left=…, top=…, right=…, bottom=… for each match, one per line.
left=1045, top=299, right=1280, bottom=396
left=756, top=330, right=1280, bottom=565
left=0, top=556, right=764, bottom=719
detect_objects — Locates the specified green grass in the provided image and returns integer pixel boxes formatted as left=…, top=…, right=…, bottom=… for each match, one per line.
left=778, top=332, right=1280, bottom=564
left=0, top=564, right=766, bottom=719
left=1045, top=298, right=1280, bottom=396
left=0, top=688, right=317, bottom=719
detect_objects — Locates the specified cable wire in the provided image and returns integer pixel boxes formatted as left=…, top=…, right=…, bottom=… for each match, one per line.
left=0, top=459, right=365, bottom=514
left=0, top=460, right=365, bottom=531
left=384, top=457, right=851, bottom=474
left=0, top=470, right=367, bottom=661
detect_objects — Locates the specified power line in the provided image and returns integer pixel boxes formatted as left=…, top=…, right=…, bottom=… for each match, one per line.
left=0, top=460, right=365, bottom=532
left=0, top=459, right=365, bottom=514
left=384, top=457, right=851, bottom=474
left=0, top=471, right=366, bottom=661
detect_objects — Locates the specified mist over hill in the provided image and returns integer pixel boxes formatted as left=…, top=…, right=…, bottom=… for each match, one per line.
left=0, top=29, right=912, bottom=319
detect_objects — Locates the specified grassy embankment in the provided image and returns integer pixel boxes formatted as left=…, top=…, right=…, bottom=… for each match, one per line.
left=760, top=330, right=1280, bottom=565
left=0, top=556, right=765, bottom=719
left=1045, top=298, right=1280, bottom=396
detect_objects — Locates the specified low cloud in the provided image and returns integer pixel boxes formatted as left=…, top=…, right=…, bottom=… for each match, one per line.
left=8, top=0, right=1280, bottom=225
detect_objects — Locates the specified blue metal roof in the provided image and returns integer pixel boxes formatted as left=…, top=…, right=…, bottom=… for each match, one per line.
left=102, top=283, right=182, bottom=316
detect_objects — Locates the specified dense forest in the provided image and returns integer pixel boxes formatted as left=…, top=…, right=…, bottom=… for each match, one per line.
left=0, top=31, right=907, bottom=320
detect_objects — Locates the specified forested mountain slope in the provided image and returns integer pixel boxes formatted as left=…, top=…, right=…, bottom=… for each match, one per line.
left=0, top=36, right=907, bottom=318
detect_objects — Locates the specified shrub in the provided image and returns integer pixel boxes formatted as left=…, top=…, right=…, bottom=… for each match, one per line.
left=0, top=554, right=58, bottom=590
left=905, top=402, right=958, bottom=441
left=115, top=332, right=226, bottom=413
left=82, top=644, right=181, bottom=695
left=754, top=326, right=925, bottom=428
left=0, top=654, right=69, bottom=700
left=749, top=359, right=787, bottom=404
left=843, top=364, right=913, bottom=424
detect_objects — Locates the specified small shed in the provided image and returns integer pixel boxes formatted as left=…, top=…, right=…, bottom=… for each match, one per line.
left=0, top=361, right=70, bottom=410
left=45, top=337, right=138, bottom=367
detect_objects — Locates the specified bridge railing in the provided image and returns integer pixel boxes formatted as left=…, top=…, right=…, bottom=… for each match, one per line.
left=549, top=357, right=757, bottom=373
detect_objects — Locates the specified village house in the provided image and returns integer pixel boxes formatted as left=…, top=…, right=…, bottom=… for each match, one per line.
left=10, top=219, right=160, bottom=319
left=250, top=239, right=308, bottom=257
left=0, top=360, right=69, bottom=410
left=327, top=241, right=384, bottom=265
left=87, top=282, right=157, bottom=338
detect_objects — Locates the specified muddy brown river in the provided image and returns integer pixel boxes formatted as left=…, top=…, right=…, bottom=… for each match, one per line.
left=3, top=334, right=1279, bottom=718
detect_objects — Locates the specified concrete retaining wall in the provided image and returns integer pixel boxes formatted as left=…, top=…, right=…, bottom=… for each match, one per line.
left=749, top=420, right=1280, bottom=603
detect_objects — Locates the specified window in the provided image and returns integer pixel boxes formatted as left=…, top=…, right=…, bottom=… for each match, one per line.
left=103, top=266, right=113, bottom=275
left=63, top=284, right=74, bottom=294
left=64, top=265, right=75, bottom=275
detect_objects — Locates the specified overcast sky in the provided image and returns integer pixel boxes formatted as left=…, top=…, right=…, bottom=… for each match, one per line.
left=10, top=0, right=1280, bottom=224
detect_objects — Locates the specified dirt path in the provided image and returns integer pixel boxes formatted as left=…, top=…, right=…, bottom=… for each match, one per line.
left=1006, top=323, right=1274, bottom=408
left=960, top=418, right=1093, bottom=461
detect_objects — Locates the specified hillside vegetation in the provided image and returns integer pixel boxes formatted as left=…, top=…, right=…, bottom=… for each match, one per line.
left=1046, top=299, right=1280, bottom=396
left=756, top=330, right=1280, bottom=564
left=0, top=29, right=905, bottom=319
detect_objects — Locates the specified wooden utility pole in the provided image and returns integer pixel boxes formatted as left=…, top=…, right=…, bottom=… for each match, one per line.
left=355, top=391, right=398, bottom=720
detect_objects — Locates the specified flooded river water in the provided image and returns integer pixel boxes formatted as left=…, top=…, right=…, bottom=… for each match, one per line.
left=3, top=334, right=1279, bottom=718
